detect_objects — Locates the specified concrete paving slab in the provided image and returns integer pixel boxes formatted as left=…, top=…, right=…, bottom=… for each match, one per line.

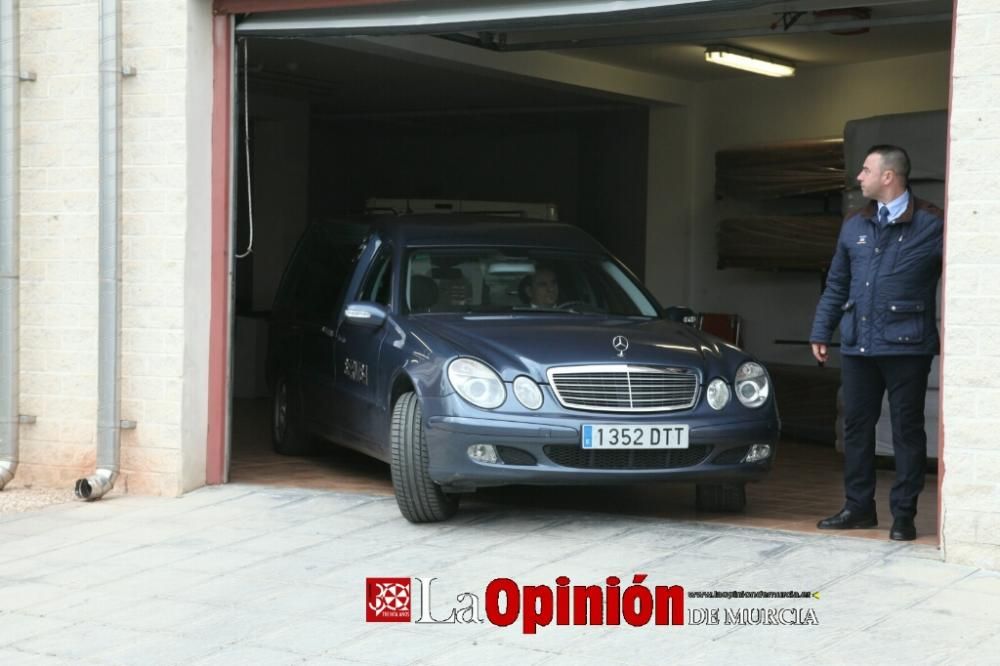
left=712, top=562, right=846, bottom=591
left=237, top=581, right=346, bottom=619
left=165, top=572, right=293, bottom=608
left=97, top=598, right=220, bottom=631
left=11, top=622, right=151, bottom=661
left=866, top=606, right=998, bottom=645
left=0, top=647, right=78, bottom=666
left=950, top=569, right=1000, bottom=595
left=190, top=644, right=306, bottom=666
left=862, top=555, right=977, bottom=587
left=0, top=612, right=75, bottom=648
left=607, top=524, right=712, bottom=552
left=16, top=588, right=139, bottom=622
left=109, top=567, right=217, bottom=600
left=770, top=542, right=885, bottom=570
left=912, top=587, right=1000, bottom=623
left=687, top=534, right=797, bottom=560
left=639, top=551, right=757, bottom=585
left=814, top=626, right=964, bottom=665
left=412, top=641, right=554, bottom=666
left=96, top=631, right=232, bottom=666
left=250, top=617, right=372, bottom=657
left=0, top=581, right=74, bottom=613
left=332, top=626, right=469, bottom=665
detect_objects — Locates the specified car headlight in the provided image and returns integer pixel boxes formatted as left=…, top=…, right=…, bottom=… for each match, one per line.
left=706, top=378, right=730, bottom=410
left=513, top=376, right=543, bottom=410
left=447, top=358, right=506, bottom=409
left=735, top=362, right=770, bottom=408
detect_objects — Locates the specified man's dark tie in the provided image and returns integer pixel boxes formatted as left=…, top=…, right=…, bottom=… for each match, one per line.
left=879, top=206, right=890, bottom=225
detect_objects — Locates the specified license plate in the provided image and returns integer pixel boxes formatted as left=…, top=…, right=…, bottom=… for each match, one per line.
left=581, top=424, right=689, bottom=449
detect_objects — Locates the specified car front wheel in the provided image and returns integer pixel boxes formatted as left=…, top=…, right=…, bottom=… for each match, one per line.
left=390, top=391, right=459, bottom=523
left=695, top=483, right=747, bottom=512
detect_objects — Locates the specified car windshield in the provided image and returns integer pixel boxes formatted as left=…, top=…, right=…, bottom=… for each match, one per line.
left=404, top=248, right=659, bottom=317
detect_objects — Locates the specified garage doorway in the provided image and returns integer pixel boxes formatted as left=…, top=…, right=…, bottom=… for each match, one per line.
left=211, top=0, right=952, bottom=545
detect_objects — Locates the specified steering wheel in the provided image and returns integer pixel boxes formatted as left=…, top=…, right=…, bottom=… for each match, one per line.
left=555, top=300, right=587, bottom=311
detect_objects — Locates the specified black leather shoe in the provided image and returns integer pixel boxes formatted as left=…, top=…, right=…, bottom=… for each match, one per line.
left=890, top=516, right=916, bottom=541
left=817, top=508, right=878, bottom=530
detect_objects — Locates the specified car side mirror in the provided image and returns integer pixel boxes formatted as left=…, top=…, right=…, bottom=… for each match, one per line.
left=344, top=302, right=388, bottom=329
left=664, top=305, right=699, bottom=327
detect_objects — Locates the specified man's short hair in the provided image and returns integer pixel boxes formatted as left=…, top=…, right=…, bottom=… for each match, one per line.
left=530, top=264, right=557, bottom=285
left=867, top=144, right=911, bottom=183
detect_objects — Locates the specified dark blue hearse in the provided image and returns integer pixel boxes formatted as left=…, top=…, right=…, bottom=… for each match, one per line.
left=267, top=216, right=779, bottom=522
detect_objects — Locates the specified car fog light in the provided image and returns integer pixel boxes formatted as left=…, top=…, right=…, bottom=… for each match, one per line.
left=706, top=378, right=730, bottom=410
left=468, top=444, right=501, bottom=464
left=743, top=444, right=771, bottom=463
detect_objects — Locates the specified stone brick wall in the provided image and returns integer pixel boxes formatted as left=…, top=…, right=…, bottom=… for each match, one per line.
left=16, top=0, right=212, bottom=495
left=941, top=0, right=1000, bottom=569
left=19, top=0, right=101, bottom=488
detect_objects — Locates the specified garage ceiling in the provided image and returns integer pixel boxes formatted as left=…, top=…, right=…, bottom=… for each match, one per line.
left=247, top=39, right=621, bottom=114
left=243, top=0, right=951, bottom=111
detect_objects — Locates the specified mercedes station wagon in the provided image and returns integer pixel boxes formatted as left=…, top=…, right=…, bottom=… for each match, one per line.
left=267, top=216, right=779, bottom=522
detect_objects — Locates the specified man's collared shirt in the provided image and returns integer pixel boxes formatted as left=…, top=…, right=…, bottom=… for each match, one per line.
left=878, top=190, right=910, bottom=226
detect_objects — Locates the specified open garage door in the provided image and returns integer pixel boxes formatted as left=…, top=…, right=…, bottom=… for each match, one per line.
left=214, top=0, right=952, bottom=543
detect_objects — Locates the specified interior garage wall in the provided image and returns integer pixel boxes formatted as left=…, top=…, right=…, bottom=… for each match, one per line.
left=645, top=105, right=692, bottom=308
left=645, top=50, right=951, bottom=366
left=237, top=93, right=310, bottom=314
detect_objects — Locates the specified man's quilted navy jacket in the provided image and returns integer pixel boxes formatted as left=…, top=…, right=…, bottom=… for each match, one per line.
left=810, top=193, right=943, bottom=357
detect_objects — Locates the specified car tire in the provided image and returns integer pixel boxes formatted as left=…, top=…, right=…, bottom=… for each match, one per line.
left=272, top=375, right=316, bottom=456
left=695, top=483, right=747, bottom=512
left=390, top=391, right=459, bottom=523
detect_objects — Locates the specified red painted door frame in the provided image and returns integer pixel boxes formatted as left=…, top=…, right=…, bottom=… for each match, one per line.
left=207, top=14, right=232, bottom=484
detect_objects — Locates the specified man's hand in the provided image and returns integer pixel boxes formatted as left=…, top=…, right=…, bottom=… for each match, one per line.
left=811, top=342, right=828, bottom=364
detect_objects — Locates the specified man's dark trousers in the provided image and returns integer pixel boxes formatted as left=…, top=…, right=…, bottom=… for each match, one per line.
left=840, top=354, right=934, bottom=519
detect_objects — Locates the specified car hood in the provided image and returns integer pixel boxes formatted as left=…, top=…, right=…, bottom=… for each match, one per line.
left=411, top=314, right=729, bottom=381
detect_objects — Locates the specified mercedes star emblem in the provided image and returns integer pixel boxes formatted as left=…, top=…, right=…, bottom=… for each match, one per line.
left=612, top=335, right=629, bottom=358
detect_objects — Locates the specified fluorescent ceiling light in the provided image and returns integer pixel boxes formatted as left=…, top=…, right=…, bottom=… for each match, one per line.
left=704, top=46, right=795, bottom=78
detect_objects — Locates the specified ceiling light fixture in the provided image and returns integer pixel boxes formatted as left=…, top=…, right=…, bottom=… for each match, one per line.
left=704, top=46, right=796, bottom=78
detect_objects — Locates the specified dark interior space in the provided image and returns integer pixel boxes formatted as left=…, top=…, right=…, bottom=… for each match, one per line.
left=307, top=107, right=649, bottom=276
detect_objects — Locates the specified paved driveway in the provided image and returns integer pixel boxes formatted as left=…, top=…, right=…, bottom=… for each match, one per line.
left=1, top=485, right=996, bottom=665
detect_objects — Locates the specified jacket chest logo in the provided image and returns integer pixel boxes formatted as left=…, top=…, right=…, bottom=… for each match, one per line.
left=856, top=235, right=868, bottom=246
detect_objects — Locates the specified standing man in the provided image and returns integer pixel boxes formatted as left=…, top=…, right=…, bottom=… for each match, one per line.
left=810, top=145, right=943, bottom=541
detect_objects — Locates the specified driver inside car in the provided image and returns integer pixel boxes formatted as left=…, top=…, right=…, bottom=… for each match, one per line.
left=525, top=266, right=560, bottom=308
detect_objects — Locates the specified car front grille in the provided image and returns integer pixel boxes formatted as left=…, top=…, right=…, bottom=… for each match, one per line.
left=543, top=444, right=711, bottom=470
left=547, top=365, right=699, bottom=412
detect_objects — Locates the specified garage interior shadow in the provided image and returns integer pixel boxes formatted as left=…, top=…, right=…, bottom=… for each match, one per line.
left=229, top=398, right=938, bottom=545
